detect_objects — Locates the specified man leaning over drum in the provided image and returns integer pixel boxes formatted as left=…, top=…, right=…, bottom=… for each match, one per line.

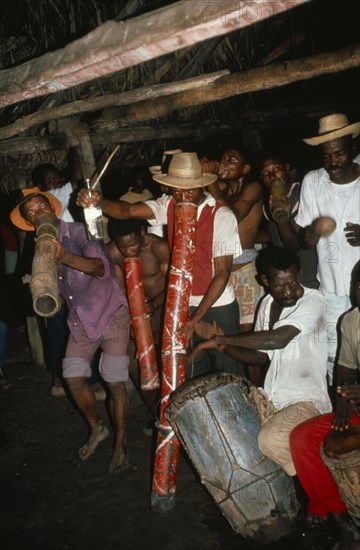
left=192, top=247, right=332, bottom=476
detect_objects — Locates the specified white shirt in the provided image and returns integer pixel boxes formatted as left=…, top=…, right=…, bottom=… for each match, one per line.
left=295, top=169, right=360, bottom=296
left=146, top=193, right=242, bottom=307
left=255, top=288, right=332, bottom=412
left=49, top=182, right=74, bottom=222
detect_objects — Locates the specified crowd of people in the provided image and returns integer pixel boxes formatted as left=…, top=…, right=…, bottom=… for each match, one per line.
left=4, top=112, right=360, bottom=548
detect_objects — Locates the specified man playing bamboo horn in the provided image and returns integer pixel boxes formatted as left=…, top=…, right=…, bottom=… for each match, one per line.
left=31, top=146, right=104, bottom=398
left=77, top=152, right=243, bottom=380
left=265, top=114, right=360, bottom=388
left=10, top=188, right=130, bottom=474
left=107, top=218, right=169, bottom=426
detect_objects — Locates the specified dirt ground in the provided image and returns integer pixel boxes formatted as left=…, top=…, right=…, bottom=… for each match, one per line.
left=1, top=326, right=338, bottom=550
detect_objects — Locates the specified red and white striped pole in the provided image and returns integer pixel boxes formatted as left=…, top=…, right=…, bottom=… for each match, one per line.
left=151, top=202, right=197, bottom=512
left=124, top=257, right=160, bottom=391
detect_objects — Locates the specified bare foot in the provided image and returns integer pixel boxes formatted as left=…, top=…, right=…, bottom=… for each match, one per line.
left=108, top=448, right=129, bottom=474
left=78, top=423, right=109, bottom=461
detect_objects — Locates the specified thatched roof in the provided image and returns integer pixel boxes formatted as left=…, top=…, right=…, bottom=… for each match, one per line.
left=0, top=0, right=359, bottom=195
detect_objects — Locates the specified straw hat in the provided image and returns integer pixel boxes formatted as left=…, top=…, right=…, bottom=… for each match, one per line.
left=149, top=165, right=162, bottom=175
left=10, top=186, right=61, bottom=231
left=153, top=152, right=217, bottom=189
left=303, top=114, right=360, bottom=146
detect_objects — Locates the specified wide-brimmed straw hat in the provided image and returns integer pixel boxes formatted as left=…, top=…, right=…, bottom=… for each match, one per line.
left=10, top=186, right=61, bottom=231
left=303, top=114, right=360, bottom=146
left=153, top=152, right=217, bottom=189
left=149, top=165, right=162, bottom=175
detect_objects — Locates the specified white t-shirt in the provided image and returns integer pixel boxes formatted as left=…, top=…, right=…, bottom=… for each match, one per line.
left=295, top=169, right=360, bottom=296
left=255, top=288, right=332, bottom=413
left=49, top=182, right=74, bottom=222
left=146, top=193, right=242, bottom=307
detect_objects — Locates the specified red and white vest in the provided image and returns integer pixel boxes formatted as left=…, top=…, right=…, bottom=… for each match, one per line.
left=167, top=198, right=223, bottom=296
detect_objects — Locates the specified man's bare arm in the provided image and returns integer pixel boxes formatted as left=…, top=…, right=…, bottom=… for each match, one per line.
left=231, top=181, right=263, bottom=223
left=190, top=254, right=233, bottom=325
left=77, top=189, right=155, bottom=220
left=152, top=238, right=170, bottom=278
left=216, top=325, right=300, bottom=350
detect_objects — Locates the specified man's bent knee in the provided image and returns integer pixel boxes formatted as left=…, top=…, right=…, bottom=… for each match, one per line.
left=63, top=357, right=91, bottom=378
left=99, top=353, right=129, bottom=384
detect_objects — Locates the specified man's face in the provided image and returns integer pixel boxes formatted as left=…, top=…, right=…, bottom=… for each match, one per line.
left=131, top=173, right=146, bottom=193
left=262, top=264, right=303, bottom=308
left=259, top=158, right=288, bottom=188
left=321, top=137, right=354, bottom=184
left=114, top=233, right=142, bottom=258
left=22, top=195, right=55, bottom=228
left=171, top=187, right=205, bottom=205
left=220, top=149, right=246, bottom=181
left=41, top=167, right=64, bottom=191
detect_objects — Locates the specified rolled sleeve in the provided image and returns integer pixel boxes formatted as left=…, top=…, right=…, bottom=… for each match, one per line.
left=145, top=196, right=169, bottom=226
left=213, top=207, right=242, bottom=259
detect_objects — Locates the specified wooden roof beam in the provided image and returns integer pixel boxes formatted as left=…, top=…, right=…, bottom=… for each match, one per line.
left=0, top=70, right=229, bottom=140
left=0, top=0, right=310, bottom=107
left=89, top=43, right=360, bottom=128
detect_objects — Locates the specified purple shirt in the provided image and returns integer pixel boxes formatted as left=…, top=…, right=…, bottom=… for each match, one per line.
left=58, top=221, right=127, bottom=341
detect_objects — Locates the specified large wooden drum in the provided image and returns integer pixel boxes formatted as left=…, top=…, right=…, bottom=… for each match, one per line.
left=321, top=424, right=360, bottom=528
left=165, top=373, right=299, bottom=544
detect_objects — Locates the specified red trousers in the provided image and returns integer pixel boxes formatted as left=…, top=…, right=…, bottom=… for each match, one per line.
left=290, top=412, right=360, bottom=517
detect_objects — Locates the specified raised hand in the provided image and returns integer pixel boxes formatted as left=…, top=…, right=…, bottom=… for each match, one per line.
left=344, top=222, right=360, bottom=246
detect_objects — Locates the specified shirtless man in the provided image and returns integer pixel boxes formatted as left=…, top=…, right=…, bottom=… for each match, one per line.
left=107, top=218, right=170, bottom=420
left=218, top=148, right=264, bottom=332
left=107, top=218, right=169, bottom=346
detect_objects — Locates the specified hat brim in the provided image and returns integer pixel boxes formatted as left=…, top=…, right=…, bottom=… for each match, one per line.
left=10, top=189, right=62, bottom=231
left=303, top=122, right=360, bottom=145
left=152, top=172, right=217, bottom=189
left=149, top=165, right=162, bottom=175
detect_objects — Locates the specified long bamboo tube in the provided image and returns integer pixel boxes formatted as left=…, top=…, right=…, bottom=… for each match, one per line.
left=124, top=257, right=160, bottom=391
left=151, top=202, right=197, bottom=512
left=30, top=212, right=61, bottom=317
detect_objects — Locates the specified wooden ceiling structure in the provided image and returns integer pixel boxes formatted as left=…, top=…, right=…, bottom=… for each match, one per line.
left=0, top=0, right=359, bottom=194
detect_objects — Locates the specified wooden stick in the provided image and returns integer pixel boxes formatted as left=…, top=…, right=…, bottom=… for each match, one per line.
left=90, top=144, right=119, bottom=191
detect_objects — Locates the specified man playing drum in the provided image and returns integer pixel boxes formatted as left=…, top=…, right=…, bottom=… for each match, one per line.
left=193, top=247, right=331, bottom=476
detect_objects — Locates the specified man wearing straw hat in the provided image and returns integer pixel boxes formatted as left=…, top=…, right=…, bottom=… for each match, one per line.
left=10, top=187, right=131, bottom=474
left=77, top=152, right=243, bottom=379
left=270, top=113, right=360, bottom=386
